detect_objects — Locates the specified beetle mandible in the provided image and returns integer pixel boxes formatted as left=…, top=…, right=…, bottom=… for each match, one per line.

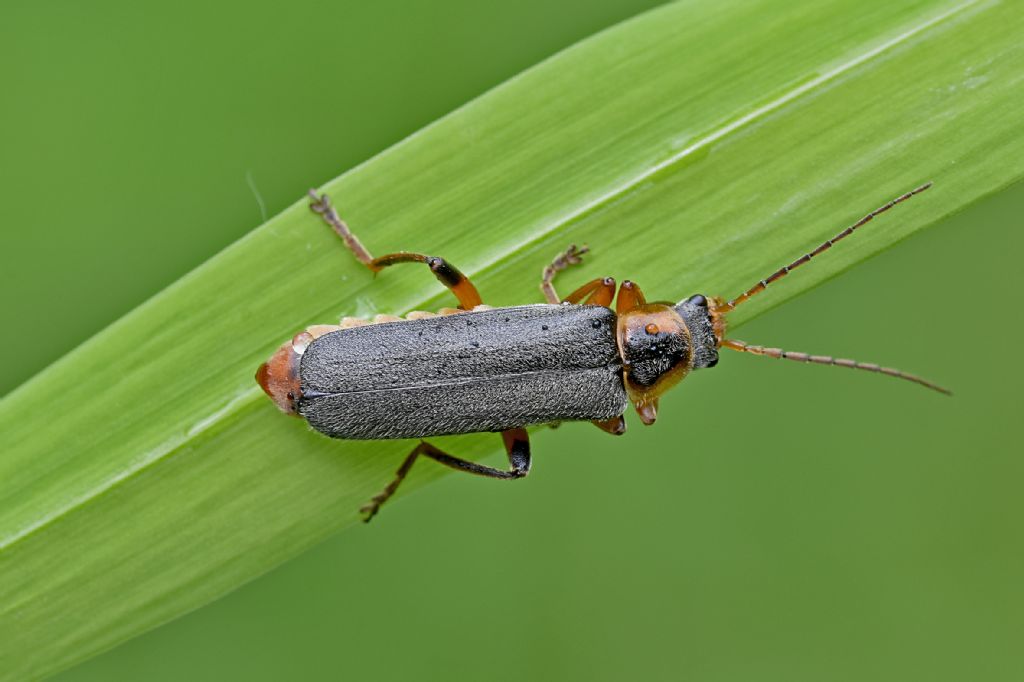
left=257, top=184, right=948, bottom=521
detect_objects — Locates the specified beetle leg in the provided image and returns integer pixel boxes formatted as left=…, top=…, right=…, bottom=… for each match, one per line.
left=540, top=243, right=590, bottom=304
left=615, top=279, right=647, bottom=314
left=591, top=415, right=626, bottom=435
left=308, top=190, right=375, bottom=266
left=359, top=449, right=420, bottom=523
left=564, top=277, right=616, bottom=307
left=309, top=190, right=483, bottom=310
left=368, top=252, right=483, bottom=310
left=360, top=428, right=531, bottom=522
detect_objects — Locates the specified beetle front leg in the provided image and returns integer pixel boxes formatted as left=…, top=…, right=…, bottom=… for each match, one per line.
left=308, top=190, right=482, bottom=310
left=615, top=279, right=647, bottom=314
left=360, top=428, right=531, bottom=522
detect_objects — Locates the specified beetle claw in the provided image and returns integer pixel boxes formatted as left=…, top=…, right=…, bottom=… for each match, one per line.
left=359, top=489, right=393, bottom=522
left=359, top=499, right=383, bottom=523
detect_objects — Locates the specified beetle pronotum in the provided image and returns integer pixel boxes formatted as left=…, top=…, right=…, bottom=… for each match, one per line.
left=257, top=184, right=947, bottom=521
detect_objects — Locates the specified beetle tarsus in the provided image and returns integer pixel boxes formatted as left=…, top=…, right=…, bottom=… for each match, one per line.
left=541, top=243, right=592, bottom=304
left=360, top=497, right=386, bottom=523
left=360, top=448, right=421, bottom=523
left=307, top=189, right=377, bottom=267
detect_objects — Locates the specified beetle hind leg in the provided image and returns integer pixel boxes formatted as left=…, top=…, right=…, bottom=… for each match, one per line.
left=369, top=252, right=482, bottom=310
left=360, top=429, right=532, bottom=522
left=360, top=449, right=420, bottom=522
left=309, top=190, right=483, bottom=310
left=308, top=190, right=375, bottom=267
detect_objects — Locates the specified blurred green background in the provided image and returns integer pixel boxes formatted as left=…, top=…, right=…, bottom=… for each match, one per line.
left=2, top=1, right=1021, bottom=680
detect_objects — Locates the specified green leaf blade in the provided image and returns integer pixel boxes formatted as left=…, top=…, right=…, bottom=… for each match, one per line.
left=2, top=0, right=1022, bottom=678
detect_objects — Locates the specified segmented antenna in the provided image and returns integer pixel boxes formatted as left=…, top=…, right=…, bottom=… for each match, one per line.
left=721, top=339, right=951, bottom=395
left=716, top=183, right=932, bottom=313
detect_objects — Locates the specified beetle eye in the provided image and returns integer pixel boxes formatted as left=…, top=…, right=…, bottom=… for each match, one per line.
left=644, top=323, right=659, bottom=335
left=686, top=294, right=707, bottom=308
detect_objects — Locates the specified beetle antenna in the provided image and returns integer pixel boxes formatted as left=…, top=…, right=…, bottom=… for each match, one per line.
left=720, top=338, right=951, bottom=395
left=715, top=183, right=932, bottom=314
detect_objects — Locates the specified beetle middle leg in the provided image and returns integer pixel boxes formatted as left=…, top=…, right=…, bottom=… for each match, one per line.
left=540, top=243, right=592, bottom=304
left=591, top=415, right=626, bottom=435
left=309, top=190, right=482, bottom=309
left=360, top=428, right=531, bottom=522
left=563, top=277, right=616, bottom=307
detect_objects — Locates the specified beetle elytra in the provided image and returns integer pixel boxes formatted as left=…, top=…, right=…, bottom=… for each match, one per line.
left=257, top=184, right=947, bottom=521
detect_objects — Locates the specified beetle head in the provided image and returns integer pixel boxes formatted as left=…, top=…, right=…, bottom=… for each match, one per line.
left=256, top=331, right=311, bottom=415
left=616, top=294, right=719, bottom=425
left=675, top=293, right=720, bottom=369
